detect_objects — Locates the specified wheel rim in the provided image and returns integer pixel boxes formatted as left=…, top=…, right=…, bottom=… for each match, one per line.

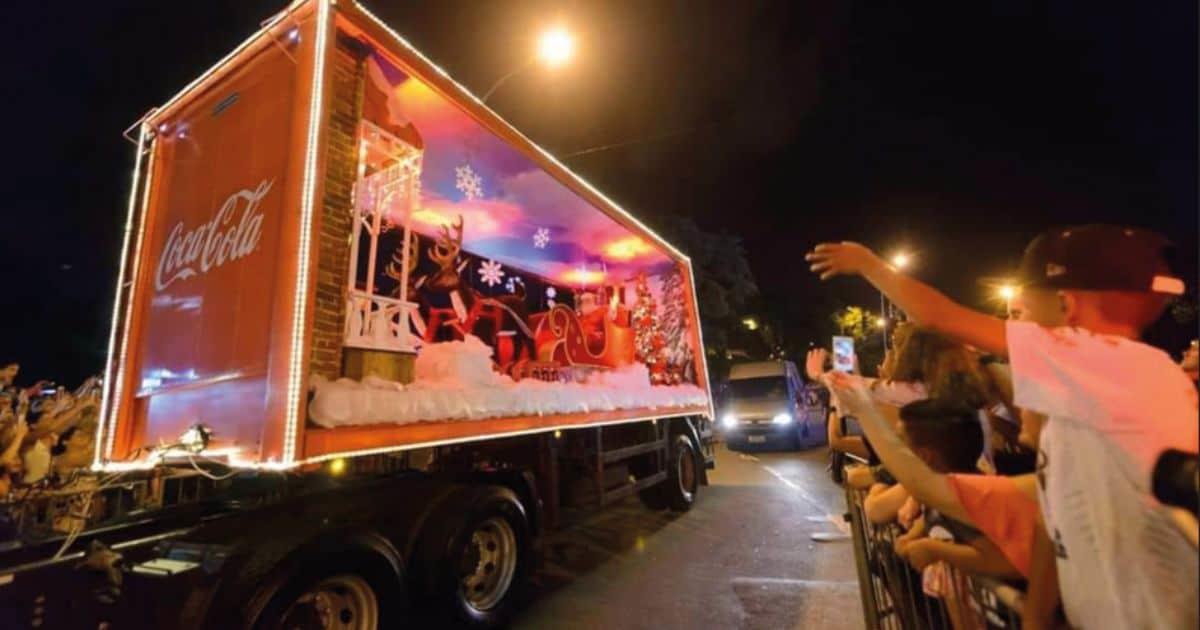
left=460, top=516, right=518, bottom=613
left=280, top=574, right=379, bottom=630
left=677, top=442, right=696, bottom=502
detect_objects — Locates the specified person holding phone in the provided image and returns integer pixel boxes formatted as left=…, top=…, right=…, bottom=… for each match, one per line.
left=811, top=324, right=998, bottom=488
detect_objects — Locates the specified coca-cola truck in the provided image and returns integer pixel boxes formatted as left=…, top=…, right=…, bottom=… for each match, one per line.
left=0, top=1, right=714, bottom=627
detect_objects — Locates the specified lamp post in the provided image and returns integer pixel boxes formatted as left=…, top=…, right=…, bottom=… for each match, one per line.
left=879, top=251, right=910, bottom=349
left=482, top=26, right=575, bottom=103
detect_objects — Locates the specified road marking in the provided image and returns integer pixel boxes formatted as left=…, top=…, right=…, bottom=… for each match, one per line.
left=762, top=465, right=828, bottom=512
left=732, top=576, right=859, bottom=587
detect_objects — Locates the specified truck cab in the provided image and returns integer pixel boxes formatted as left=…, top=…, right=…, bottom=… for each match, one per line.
left=719, top=361, right=822, bottom=450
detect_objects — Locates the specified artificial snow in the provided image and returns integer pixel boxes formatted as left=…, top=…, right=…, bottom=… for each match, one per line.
left=308, top=336, right=707, bottom=428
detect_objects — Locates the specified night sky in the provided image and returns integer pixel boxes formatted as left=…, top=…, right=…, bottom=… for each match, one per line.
left=1, top=1, right=1195, bottom=385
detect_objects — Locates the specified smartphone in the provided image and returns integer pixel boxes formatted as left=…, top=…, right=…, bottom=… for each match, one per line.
left=832, top=336, right=855, bottom=373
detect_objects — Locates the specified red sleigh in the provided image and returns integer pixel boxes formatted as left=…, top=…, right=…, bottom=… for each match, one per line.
left=531, top=305, right=636, bottom=369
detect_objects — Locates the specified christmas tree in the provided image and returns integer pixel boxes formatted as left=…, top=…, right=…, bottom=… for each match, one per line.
left=658, top=269, right=692, bottom=384
left=632, top=273, right=667, bottom=383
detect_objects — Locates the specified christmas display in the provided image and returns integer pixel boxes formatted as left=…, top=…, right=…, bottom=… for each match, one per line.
left=95, top=9, right=711, bottom=468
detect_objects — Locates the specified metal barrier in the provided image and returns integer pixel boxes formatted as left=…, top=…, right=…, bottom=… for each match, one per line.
left=844, top=478, right=1025, bottom=629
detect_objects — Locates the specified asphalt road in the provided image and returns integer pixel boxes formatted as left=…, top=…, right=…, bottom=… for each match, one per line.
left=515, top=444, right=866, bottom=630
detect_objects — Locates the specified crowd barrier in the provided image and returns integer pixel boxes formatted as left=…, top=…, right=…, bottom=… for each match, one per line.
left=842, top=473, right=1025, bottom=630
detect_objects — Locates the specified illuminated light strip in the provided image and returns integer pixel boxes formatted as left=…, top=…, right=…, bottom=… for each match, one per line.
left=94, top=124, right=149, bottom=469
left=91, top=406, right=706, bottom=472
left=282, top=0, right=333, bottom=465
left=685, top=259, right=716, bottom=420
left=347, top=1, right=691, bottom=264
left=146, top=2, right=302, bottom=126
left=105, top=133, right=160, bottom=463
left=298, top=410, right=706, bottom=465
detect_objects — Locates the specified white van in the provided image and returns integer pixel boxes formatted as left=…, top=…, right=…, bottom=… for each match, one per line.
left=719, top=361, right=824, bottom=450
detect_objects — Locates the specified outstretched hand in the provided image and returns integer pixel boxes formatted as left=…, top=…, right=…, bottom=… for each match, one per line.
left=826, top=371, right=874, bottom=418
left=805, top=348, right=828, bottom=381
left=805, top=242, right=880, bottom=281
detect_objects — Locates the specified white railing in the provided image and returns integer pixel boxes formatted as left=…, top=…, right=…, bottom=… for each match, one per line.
left=344, top=291, right=424, bottom=353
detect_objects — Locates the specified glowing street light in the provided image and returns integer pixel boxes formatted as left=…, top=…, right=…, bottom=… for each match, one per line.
left=536, top=26, right=574, bottom=68
left=483, top=25, right=576, bottom=102
left=742, top=317, right=759, bottom=331
left=997, top=284, right=1017, bottom=318
left=880, top=249, right=912, bottom=350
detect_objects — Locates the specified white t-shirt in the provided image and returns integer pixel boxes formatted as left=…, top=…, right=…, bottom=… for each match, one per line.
left=1007, top=321, right=1199, bottom=630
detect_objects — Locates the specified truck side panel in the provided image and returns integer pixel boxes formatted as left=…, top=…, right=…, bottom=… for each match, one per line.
left=105, top=12, right=322, bottom=464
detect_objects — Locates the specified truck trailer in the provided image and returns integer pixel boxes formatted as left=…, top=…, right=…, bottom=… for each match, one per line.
left=0, top=1, right=714, bottom=627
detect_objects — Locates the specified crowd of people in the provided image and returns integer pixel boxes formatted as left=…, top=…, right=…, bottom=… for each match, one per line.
left=804, top=224, right=1199, bottom=630
left=0, top=363, right=101, bottom=499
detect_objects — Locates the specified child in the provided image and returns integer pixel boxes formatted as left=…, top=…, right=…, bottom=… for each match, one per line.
left=809, top=225, right=1198, bottom=630
left=835, top=377, right=1039, bottom=578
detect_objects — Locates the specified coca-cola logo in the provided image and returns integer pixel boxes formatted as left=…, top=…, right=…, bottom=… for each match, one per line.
left=154, top=179, right=273, bottom=291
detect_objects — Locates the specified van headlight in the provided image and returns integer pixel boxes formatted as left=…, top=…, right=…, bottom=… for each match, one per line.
left=721, top=413, right=738, bottom=429
left=771, top=412, right=793, bottom=425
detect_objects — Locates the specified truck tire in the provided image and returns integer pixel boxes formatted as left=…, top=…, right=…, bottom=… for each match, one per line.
left=659, top=434, right=701, bottom=512
left=423, top=485, right=531, bottom=629
left=251, top=551, right=404, bottom=630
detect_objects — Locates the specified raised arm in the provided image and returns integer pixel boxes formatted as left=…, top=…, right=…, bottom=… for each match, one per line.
left=806, top=242, right=1008, bottom=357
left=828, top=373, right=972, bottom=524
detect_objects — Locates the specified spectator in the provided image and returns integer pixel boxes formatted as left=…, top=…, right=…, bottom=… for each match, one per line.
left=812, top=324, right=1003, bottom=487
left=808, top=225, right=1199, bottom=630
left=0, top=395, right=29, bottom=498
left=1182, top=340, right=1199, bottom=383
left=833, top=376, right=1039, bottom=578
left=889, top=399, right=1021, bottom=575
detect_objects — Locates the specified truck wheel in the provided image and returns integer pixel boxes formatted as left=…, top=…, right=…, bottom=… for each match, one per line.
left=426, top=486, right=530, bottom=628
left=277, top=574, right=378, bottom=629
left=660, top=434, right=700, bottom=512
left=252, top=553, right=401, bottom=630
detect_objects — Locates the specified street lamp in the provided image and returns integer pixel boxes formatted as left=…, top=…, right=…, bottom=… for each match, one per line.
left=537, top=26, right=574, bottom=67
left=875, top=317, right=887, bottom=329
left=742, top=317, right=759, bottom=331
left=997, top=284, right=1017, bottom=318
left=482, top=25, right=575, bottom=103
left=880, top=250, right=912, bottom=349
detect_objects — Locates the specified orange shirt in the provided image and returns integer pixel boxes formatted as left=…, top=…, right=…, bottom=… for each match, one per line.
left=945, top=474, right=1038, bottom=578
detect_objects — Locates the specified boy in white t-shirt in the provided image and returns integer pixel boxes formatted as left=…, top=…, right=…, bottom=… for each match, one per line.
left=807, top=225, right=1198, bottom=630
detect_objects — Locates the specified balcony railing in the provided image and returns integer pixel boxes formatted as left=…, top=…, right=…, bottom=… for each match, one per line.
left=343, top=291, right=424, bottom=354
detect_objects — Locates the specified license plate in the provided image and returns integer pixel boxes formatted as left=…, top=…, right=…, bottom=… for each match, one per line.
left=748, top=435, right=766, bottom=443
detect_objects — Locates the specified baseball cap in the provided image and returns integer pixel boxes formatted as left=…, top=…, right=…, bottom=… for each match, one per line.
left=1015, top=224, right=1185, bottom=294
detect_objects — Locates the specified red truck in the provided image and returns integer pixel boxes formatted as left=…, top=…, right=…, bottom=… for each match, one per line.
left=0, top=1, right=714, bottom=627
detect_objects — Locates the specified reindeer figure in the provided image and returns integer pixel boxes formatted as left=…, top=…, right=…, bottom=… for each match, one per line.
left=427, top=215, right=465, bottom=292
left=420, top=216, right=471, bottom=342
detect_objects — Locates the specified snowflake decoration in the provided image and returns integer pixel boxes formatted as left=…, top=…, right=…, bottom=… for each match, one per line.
left=505, top=276, right=525, bottom=293
left=545, top=287, right=557, bottom=299
left=455, top=163, right=484, bottom=201
left=532, top=227, right=550, bottom=249
left=477, top=259, right=505, bottom=287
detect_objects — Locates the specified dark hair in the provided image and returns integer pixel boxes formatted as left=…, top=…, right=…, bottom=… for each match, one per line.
left=889, top=327, right=989, bottom=407
left=898, top=399, right=983, bottom=473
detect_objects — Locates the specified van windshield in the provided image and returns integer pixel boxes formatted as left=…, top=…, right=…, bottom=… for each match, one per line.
left=727, top=376, right=788, bottom=400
